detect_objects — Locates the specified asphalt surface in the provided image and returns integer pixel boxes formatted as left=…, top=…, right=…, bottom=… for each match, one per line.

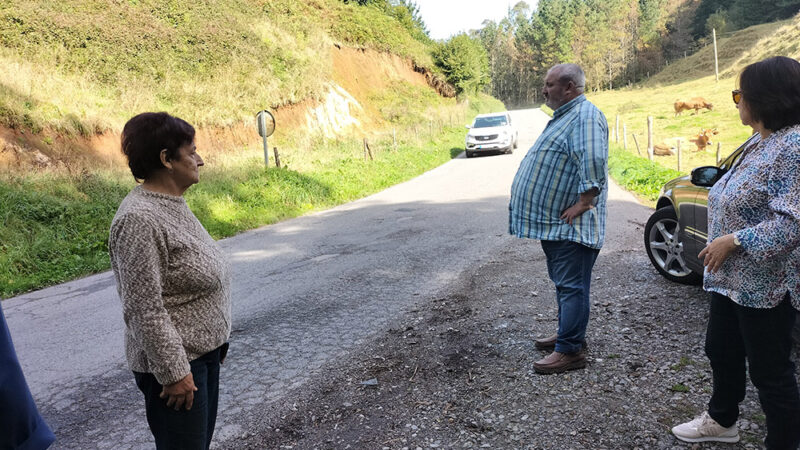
left=4, top=108, right=654, bottom=448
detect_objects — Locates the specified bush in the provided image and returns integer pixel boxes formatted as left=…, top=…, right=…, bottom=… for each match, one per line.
left=608, top=145, right=683, bottom=201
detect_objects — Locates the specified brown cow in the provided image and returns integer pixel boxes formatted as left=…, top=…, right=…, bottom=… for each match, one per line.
left=653, top=143, right=674, bottom=156
left=688, top=128, right=718, bottom=151
left=674, top=97, right=714, bottom=116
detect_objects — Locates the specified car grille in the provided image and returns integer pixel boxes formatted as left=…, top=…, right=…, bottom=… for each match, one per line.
left=475, top=135, right=498, bottom=141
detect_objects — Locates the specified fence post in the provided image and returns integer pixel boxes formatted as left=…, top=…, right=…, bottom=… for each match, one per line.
left=273, top=146, right=281, bottom=168
left=615, top=115, right=620, bottom=143
left=677, top=140, right=682, bottom=172
left=647, top=116, right=654, bottom=161
left=632, top=133, right=642, bottom=157
left=363, top=138, right=374, bottom=161
left=716, top=142, right=721, bottom=165
left=713, top=28, right=719, bottom=82
left=623, top=123, right=628, bottom=150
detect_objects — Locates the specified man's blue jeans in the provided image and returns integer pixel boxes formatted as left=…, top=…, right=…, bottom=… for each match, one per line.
left=134, top=345, right=226, bottom=450
left=540, top=240, right=600, bottom=354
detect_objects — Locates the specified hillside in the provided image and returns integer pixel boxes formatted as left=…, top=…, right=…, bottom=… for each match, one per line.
left=0, top=0, right=463, bottom=170
left=587, top=14, right=800, bottom=177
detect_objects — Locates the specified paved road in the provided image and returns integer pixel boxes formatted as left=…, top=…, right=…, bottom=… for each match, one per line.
left=4, top=108, right=652, bottom=448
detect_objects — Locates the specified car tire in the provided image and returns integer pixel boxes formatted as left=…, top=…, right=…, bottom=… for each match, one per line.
left=505, top=146, right=513, bottom=155
left=644, top=206, right=702, bottom=285
left=465, top=150, right=473, bottom=158
left=513, top=137, right=518, bottom=149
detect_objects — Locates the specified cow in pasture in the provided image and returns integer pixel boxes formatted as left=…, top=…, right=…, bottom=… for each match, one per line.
left=674, top=97, right=714, bottom=116
left=688, top=128, right=718, bottom=151
left=653, top=143, right=675, bottom=156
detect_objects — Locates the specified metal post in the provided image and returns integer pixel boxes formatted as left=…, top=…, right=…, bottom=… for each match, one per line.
left=677, top=140, right=682, bottom=172
left=259, top=113, right=269, bottom=168
left=615, top=115, right=620, bottom=143
left=716, top=142, right=721, bottom=165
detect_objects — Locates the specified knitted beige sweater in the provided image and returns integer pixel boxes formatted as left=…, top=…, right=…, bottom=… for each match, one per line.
left=109, top=186, right=231, bottom=385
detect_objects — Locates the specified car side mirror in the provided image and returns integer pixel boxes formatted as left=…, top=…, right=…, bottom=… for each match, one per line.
left=691, top=166, right=724, bottom=187
left=465, top=125, right=471, bottom=129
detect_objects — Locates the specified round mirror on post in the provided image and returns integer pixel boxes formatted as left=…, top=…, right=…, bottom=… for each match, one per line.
left=256, top=110, right=276, bottom=138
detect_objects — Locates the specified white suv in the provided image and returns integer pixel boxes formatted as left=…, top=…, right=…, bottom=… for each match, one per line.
left=464, top=112, right=518, bottom=158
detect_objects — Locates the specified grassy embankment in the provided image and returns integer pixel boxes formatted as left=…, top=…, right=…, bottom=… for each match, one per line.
left=0, top=0, right=435, bottom=132
left=0, top=0, right=506, bottom=298
left=586, top=16, right=800, bottom=204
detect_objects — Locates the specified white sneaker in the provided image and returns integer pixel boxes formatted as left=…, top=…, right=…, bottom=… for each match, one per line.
left=672, top=411, right=740, bottom=443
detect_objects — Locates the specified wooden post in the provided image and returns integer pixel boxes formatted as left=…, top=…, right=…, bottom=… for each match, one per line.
left=716, top=142, right=722, bottom=165
left=363, top=138, right=374, bottom=161
left=273, top=146, right=281, bottom=168
left=615, top=115, right=620, bottom=143
left=623, top=123, right=628, bottom=150
left=632, top=133, right=642, bottom=156
left=677, top=140, right=682, bottom=172
left=713, top=28, right=719, bottom=82
left=647, top=116, right=654, bottom=161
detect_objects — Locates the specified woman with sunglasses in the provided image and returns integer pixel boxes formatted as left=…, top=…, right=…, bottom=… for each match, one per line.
left=671, top=56, right=800, bottom=448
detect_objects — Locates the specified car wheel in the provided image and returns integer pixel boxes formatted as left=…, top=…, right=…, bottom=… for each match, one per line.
left=644, top=206, right=702, bottom=285
left=513, top=137, right=518, bottom=149
left=505, top=146, right=513, bottom=155
left=465, top=150, right=473, bottom=158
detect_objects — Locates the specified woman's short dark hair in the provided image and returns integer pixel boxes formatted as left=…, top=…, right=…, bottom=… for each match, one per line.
left=739, top=56, right=800, bottom=132
left=121, top=112, right=195, bottom=181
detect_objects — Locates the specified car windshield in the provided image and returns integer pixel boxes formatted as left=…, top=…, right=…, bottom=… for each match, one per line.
left=473, top=116, right=508, bottom=128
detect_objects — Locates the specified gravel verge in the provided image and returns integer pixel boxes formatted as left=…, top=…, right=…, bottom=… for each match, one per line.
left=220, top=238, right=800, bottom=450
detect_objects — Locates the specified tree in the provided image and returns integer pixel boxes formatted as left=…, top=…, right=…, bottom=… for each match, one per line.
left=432, top=33, right=490, bottom=94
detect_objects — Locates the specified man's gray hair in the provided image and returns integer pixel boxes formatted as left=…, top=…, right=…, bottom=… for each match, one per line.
left=551, top=63, right=585, bottom=92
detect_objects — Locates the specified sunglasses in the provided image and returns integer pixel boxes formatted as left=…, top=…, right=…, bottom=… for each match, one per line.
left=732, top=89, right=742, bottom=105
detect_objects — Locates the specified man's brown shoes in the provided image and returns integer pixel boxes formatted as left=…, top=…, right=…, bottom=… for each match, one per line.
left=534, top=333, right=558, bottom=350
left=533, top=351, right=587, bottom=374
left=533, top=334, right=588, bottom=351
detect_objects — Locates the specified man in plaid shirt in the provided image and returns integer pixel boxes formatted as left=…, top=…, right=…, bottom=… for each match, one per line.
left=509, top=63, right=608, bottom=374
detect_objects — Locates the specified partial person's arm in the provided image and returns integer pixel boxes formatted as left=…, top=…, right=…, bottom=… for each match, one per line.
left=109, top=214, right=196, bottom=409
left=736, top=137, right=800, bottom=260
left=562, top=111, right=608, bottom=224
left=702, top=135, right=800, bottom=271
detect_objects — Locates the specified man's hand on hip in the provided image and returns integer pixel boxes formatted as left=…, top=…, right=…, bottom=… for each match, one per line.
left=560, top=188, right=598, bottom=225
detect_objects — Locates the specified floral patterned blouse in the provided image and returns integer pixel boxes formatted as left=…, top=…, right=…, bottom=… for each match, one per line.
left=704, top=125, right=800, bottom=310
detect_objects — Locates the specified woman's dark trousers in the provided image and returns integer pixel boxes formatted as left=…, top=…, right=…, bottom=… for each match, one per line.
left=134, top=347, right=223, bottom=450
left=705, top=292, right=800, bottom=449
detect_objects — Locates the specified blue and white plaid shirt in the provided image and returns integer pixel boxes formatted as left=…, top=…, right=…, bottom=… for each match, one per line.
left=509, top=95, right=609, bottom=249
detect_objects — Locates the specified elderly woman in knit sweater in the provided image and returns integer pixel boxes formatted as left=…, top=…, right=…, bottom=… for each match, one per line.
left=109, top=112, right=231, bottom=449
